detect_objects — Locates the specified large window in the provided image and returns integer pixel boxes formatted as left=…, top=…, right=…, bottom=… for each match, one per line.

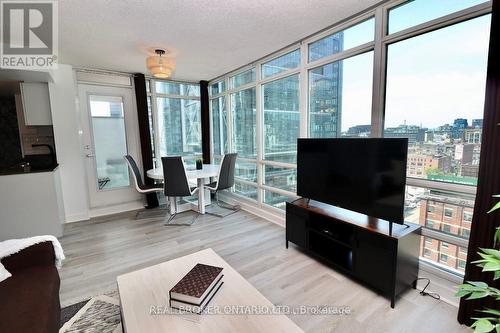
left=150, top=81, right=202, bottom=166
left=309, top=18, right=375, bottom=62
left=263, top=74, right=300, bottom=163
left=211, top=96, right=227, bottom=156
left=309, top=51, right=374, bottom=138
left=231, top=87, right=257, bottom=159
left=385, top=14, right=490, bottom=275
left=388, top=0, right=488, bottom=34
left=262, top=50, right=300, bottom=79
left=208, top=0, right=492, bottom=279
left=156, top=97, right=201, bottom=157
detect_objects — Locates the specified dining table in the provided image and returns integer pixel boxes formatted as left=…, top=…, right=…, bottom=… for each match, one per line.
left=146, top=164, right=219, bottom=215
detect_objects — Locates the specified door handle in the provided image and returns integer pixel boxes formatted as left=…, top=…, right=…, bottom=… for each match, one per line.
left=86, top=154, right=95, bottom=158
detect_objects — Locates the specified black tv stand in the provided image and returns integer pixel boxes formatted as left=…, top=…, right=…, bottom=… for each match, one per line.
left=286, top=198, right=421, bottom=308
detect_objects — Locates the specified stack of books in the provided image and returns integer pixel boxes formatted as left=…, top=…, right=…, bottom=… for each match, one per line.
left=169, top=263, right=224, bottom=314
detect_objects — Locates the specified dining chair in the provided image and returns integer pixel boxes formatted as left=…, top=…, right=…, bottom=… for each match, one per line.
left=205, top=153, right=239, bottom=217
left=125, top=155, right=163, bottom=194
left=124, top=155, right=166, bottom=220
left=161, top=156, right=199, bottom=225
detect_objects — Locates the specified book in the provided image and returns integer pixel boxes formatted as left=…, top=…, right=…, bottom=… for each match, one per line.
left=170, top=279, right=224, bottom=314
left=169, top=263, right=224, bottom=304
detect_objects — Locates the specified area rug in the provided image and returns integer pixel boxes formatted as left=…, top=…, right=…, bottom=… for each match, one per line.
left=60, top=292, right=122, bottom=333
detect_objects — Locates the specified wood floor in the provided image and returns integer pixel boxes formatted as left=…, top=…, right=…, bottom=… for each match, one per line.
left=59, top=209, right=469, bottom=333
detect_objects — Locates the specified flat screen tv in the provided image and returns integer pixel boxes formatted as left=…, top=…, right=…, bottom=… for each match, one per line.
left=297, top=138, right=408, bottom=224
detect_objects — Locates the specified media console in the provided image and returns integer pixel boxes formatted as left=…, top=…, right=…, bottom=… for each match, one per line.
left=286, top=198, right=422, bottom=308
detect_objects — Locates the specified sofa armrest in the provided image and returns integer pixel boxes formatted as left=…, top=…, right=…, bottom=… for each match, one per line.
left=1, top=242, right=56, bottom=273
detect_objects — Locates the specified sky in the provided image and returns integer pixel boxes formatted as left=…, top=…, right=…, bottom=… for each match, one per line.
left=338, top=0, right=491, bottom=131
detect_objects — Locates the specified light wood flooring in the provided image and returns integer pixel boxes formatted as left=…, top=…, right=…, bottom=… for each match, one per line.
left=59, top=209, right=469, bottom=333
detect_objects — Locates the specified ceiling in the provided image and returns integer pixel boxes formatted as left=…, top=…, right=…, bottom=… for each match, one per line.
left=59, top=0, right=381, bottom=81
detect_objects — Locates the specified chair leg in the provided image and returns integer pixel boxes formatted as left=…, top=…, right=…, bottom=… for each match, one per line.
left=215, top=192, right=240, bottom=211
left=164, top=198, right=199, bottom=226
left=205, top=192, right=240, bottom=218
left=164, top=213, right=177, bottom=225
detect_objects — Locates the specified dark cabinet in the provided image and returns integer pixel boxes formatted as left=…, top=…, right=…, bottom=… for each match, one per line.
left=355, top=230, right=395, bottom=293
left=286, top=207, right=308, bottom=248
left=286, top=199, right=421, bottom=308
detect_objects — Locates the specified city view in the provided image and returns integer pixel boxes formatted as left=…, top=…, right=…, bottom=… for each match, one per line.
left=385, top=118, right=481, bottom=274
left=207, top=11, right=490, bottom=276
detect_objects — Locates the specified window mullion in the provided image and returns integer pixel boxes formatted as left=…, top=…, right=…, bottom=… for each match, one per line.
left=255, top=62, right=264, bottom=206
left=300, top=41, right=309, bottom=139
left=371, top=6, right=386, bottom=138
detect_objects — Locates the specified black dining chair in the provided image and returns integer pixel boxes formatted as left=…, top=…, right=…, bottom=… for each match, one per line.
left=161, top=156, right=199, bottom=225
left=205, top=153, right=239, bottom=217
left=124, top=155, right=166, bottom=220
left=125, top=155, right=164, bottom=195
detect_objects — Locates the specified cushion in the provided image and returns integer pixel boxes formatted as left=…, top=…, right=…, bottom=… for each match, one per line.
left=0, top=265, right=60, bottom=333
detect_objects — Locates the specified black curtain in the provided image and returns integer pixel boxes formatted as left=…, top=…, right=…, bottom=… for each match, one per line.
left=133, top=73, right=159, bottom=208
left=200, top=80, right=211, bottom=163
left=458, top=0, right=500, bottom=325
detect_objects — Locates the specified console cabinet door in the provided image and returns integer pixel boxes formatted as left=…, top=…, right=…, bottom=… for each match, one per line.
left=355, top=230, right=395, bottom=293
left=286, top=204, right=308, bottom=248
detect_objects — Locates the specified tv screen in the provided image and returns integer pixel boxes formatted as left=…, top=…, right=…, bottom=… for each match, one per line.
left=297, top=138, right=408, bottom=223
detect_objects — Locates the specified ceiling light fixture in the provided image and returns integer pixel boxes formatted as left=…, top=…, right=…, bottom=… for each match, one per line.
left=146, top=49, right=175, bottom=78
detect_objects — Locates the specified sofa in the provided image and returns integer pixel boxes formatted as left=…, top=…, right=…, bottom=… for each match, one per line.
left=0, top=241, right=61, bottom=333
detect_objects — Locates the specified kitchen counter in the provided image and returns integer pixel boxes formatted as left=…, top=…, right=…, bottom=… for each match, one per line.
left=0, top=164, right=59, bottom=176
left=0, top=167, right=64, bottom=240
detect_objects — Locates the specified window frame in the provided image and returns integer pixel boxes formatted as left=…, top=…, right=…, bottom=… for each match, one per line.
left=207, top=0, right=492, bottom=281
left=148, top=78, right=202, bottom=167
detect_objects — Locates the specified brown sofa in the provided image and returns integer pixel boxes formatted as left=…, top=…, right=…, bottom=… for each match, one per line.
left=0, top=242, right=61, bottom=333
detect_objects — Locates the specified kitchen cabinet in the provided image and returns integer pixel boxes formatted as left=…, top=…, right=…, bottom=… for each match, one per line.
left=20, top=82, right=52, bottom=125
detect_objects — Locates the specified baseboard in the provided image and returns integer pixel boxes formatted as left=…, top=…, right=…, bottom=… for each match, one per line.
left=64, top=211, right=90, bottom=224
left=89, top=200, right=144, bottom=218
left=218, top=193, right=285, bottom=227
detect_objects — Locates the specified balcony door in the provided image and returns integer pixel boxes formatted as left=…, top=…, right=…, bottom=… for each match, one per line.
left=78, top=84, right=142, bottom=210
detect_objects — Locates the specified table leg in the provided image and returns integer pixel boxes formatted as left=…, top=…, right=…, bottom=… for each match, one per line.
left=198, top=178, right=205, bottom=214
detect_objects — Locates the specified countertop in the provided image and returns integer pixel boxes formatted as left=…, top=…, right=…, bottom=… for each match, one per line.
left=0, top=164, right=59, bottom=176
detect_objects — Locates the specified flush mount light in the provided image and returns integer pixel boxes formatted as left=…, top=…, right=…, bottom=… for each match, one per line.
left=146, top=49, right=175, bottom=78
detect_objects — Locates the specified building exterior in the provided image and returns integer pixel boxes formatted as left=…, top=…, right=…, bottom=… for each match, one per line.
left=407, top=154, right=451, bottom=178
left=419, top=194, right=474, bottom=273
left=345, top=124, right=371, bottom=137
left=385, top=124, right=426, bottom=145
left=465, top=128, right=482, bottom=144
left=454, top=144, right=474, bottom=164
left=461, top=163, right=479, bottom=178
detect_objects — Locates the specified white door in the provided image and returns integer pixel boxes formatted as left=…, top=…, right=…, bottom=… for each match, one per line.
left=78, top=84, right=142, bottom=209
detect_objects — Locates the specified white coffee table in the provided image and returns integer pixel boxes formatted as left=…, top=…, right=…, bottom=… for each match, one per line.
left=117, top=248, right=303, bottom=333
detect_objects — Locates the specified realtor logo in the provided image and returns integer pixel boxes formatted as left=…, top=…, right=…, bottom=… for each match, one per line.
left=0, top=0, right=58, bottom=69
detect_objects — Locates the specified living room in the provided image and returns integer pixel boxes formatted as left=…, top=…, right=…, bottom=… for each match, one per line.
left=1, top=0, right=499, bottom=332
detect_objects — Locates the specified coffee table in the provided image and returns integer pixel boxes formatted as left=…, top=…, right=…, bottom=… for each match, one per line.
left=117, top=248, right=304, bottom=333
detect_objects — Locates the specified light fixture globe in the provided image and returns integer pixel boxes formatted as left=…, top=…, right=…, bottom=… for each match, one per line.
left=146, top=49, right=175, bottom=78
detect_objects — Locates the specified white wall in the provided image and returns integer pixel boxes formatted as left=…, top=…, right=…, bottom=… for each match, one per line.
left=49, top=64, right=90, bottom=222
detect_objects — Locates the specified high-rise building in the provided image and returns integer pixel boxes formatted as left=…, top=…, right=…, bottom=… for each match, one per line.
left=471, top=119, right=483, bottom=128
left=309, top=33, right=344, bottom=138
